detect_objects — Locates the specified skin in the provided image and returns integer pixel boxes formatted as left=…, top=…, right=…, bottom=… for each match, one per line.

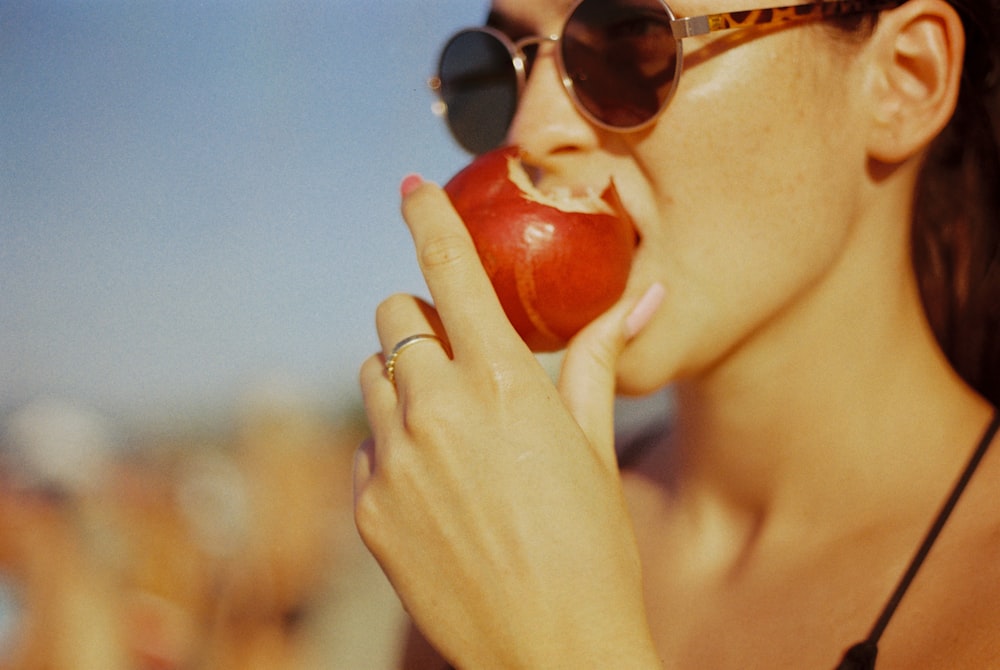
left=355, top=0, right=999, bottom=667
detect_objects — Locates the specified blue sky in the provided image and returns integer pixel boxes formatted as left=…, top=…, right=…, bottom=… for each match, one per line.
left=1, top=1, right=490, bottom=424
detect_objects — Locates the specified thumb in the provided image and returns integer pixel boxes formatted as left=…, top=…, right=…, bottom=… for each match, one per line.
left=558, top=283, right=665, bottom=469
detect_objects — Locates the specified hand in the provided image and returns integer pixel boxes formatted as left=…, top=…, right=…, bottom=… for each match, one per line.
left=354, top=177, right=664, bottom=669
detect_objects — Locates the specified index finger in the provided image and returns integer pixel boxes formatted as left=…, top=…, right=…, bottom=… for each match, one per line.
left=401, top=180, right=519, bottom=357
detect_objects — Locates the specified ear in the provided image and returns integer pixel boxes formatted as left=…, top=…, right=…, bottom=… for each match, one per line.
left=865, top=0, right=965, bottom=164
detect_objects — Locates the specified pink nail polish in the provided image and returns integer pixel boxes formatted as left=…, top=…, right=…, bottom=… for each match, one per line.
left=625, top=283, right=665, bottom=339
left=400, top=174, right=424, bottom=197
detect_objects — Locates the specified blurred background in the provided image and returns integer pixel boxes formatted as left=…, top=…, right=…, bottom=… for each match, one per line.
left=2, top=0, right=484, bottom=425
left=0, top=1, right=484, bottom=668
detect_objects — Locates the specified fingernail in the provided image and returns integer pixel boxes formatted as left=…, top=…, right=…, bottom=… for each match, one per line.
left=624, top=283, right=665, bottom=339
left=400, top=173, right=424, bottom=198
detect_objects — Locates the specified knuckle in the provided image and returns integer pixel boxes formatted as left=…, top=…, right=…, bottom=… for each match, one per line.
left=400, top=389, right=463, bottom=449
left=399, top=393, right=443, bottom=441
left=481, top=359, right=518, bottom=399
left=474, top=353, right=529, bottom=402
left=418, top=231, right=474, bottom=273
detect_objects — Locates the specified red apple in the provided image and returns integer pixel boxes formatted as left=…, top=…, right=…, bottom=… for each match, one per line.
left=444, top=146, right=637, bottom=352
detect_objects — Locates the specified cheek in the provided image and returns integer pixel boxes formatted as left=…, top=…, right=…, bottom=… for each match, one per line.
left=616, top=33, right=863, bottom=390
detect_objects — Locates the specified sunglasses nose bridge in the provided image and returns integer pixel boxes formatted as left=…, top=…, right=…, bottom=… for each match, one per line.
left=512, top=34, right=559, bottom=51
left=510, top=34, right=559, bottom=73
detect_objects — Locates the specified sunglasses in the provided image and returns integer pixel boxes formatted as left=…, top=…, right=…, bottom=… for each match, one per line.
left=430, top=0, right=902, bottom=154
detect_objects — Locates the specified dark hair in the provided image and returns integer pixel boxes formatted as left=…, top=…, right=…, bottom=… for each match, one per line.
left=912, top=0, right=1000, bottom=406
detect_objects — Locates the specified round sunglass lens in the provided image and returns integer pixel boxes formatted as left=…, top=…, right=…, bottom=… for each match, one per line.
left=562, top=0, right=679, bottom=129
left=438, top=30, right=518, bottom=154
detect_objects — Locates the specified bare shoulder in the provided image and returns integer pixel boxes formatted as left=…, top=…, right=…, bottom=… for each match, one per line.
left=951, top=421, right=1000, bottom=562
left=881, top=429, right=1000, bottom=667
left=936, top=424, right=1000, bottom=617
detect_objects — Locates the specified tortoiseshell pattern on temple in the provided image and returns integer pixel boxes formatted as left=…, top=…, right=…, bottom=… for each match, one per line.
left=672, top=0, right=905, bottom=38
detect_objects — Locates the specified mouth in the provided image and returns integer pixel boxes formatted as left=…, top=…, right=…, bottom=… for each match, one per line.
left=517, top=157, right=642, bottom=249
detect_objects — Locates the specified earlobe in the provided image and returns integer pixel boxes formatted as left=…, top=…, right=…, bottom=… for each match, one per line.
left=866, top=0, right=965, bottom=164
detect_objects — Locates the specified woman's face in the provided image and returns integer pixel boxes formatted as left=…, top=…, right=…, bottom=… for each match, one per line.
left=492, top=0, right=873, bottom=394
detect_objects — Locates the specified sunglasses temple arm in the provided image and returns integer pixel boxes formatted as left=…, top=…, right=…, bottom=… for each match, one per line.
left=673, top=0, right=902, bottom=38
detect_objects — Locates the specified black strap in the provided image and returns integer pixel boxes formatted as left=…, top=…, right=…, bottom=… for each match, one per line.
left=836, top=409, right=1000, bottom=669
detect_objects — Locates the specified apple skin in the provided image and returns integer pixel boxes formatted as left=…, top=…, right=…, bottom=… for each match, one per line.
left=444, top=146, right=637, bottom=352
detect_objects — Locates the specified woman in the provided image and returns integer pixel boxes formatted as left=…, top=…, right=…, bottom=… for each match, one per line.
left=354, top=0, right=1000, bottom=666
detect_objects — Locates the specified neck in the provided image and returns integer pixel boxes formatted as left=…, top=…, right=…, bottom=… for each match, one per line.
left=657, top=219, right=990, bottom=533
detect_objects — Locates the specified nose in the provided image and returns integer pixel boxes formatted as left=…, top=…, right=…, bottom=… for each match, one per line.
left=506, top=45, right=600, bottom=166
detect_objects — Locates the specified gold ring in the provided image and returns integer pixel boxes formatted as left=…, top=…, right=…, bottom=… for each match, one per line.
left=384, top=334, right=443, bottom=385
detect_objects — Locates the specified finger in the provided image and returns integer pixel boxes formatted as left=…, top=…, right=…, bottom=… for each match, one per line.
left=558, top=306, right=631, bottom=469
left=375, top=293, right=445, bottom=352
left=352, top=435, right=385, bottom=557
left=401, top=180, right=521, bottom=358
left=352, top=435, right=376, bottom=497
left=558, top=284, right=665, bottom=470
left=374, top=293, right=451, bottom=396
left=355, top=356, right=391, bottom=506
left=359, top=353, right=397, bottom=439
